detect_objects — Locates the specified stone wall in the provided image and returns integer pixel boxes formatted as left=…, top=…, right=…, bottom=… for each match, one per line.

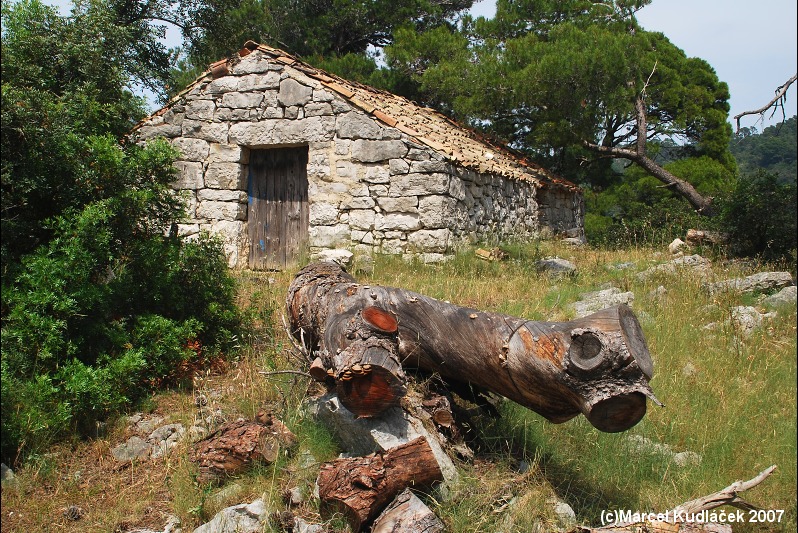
left=134, top=50, right=577, bottom=267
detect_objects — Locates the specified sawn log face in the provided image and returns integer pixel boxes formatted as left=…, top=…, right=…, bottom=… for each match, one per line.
left=287, top=262, right=659, bottom=432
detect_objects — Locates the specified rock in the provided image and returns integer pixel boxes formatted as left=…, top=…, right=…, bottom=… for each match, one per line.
left=312, top=249, right=354, bottom=268
left=673, top=451, right=702, bottom=467
left=193, top=499, right=268, bottom=533
left=306, top=393, right=459, bottom=488
left=1, top=463, right=17, bottom=487
left=551, top=499, right=576, bottom=526
left=608, top=261, right=636, bottom=271
left=112, top=436, right=154, bottom=462
left=127, top=515, right=183, bottom=533
left=561, top=237, right=585, bottom=247
left=131, top=414, right=165, bottom=434
left=352, top=254, right=375, bottom=275
left=761, top=285, right=797, bottom=308
left=112, top=422, right=186, bottom=462
left=149, top=423, right=186, bottom=459
left=636, top=254, right=711, bottom=281
left=730, top=306, right=776, bottom=337
left=569, top=287, right=634, bottom=318
left=704, top=271, right=794, bottom=295
left=294, top=517, right=325, bottom=533
left=284, top=486, right=303, bottom=506
left=682, top=362, right=698, bottom=377
left=668, top=238, right=688, bottom=255
left=536, top=257, right=577, bottom=276
left=625, top=435, right=701, bottom=469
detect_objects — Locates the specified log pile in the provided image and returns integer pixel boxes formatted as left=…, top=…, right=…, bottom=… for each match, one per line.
left=281, top=261, right=667, bottom=530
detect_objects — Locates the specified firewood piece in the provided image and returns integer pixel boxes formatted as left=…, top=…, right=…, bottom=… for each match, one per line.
left=287, top=262, right=659, bottom=432
left=191, top=411, right=297, bottom=484
left=316, top=437, right=443, bottom=531
left=371, top=488, right=444, bottom=533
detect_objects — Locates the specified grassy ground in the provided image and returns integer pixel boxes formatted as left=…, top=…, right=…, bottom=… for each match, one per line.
left=1, top=242, right=795, bottom=532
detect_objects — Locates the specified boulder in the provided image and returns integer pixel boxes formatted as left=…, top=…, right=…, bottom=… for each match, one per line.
left=536, top=257, right=577, bottom=276
left=570, top=287, right=635, bottom=318
left=704, top=271, right=794, bottom=295
left=193, top=499, right=268, bottom=533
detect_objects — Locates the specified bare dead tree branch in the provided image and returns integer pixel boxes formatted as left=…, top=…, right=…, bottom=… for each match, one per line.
left=733, top=73, right=797, bottom=133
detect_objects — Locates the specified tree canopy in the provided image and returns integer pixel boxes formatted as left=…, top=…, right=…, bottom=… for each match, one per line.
left=385, top=0, right=736, bottom=214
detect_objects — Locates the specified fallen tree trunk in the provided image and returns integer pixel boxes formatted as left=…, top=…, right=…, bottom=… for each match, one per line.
left=316, top=437, right=443, bottom=531
left=287, top=262, right=659, bottom=432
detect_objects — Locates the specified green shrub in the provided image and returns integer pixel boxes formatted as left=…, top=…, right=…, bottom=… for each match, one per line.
left=0, top=141, right=245, bottom=465
left=715, top=170, right=798, bottom=262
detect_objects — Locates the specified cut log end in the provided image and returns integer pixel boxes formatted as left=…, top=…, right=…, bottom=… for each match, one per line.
left=585, top=392, right=647, bottom=433
left=337, top=366, right=407, bottom=418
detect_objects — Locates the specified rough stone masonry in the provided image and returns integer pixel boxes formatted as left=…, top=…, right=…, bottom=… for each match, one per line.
left=133, top=44, right=583, bottom=268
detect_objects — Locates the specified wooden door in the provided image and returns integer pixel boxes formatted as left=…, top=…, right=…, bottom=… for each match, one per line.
left=248, top=147, right=309, bottom=269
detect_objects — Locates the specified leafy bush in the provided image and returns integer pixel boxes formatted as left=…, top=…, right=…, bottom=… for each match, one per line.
left=1, top=140, right=244, bottom=465
left=715, top=170, right=798, bottom=262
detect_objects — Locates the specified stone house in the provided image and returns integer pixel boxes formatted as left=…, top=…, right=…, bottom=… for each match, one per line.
left=132, top=41, right=583, bottom=269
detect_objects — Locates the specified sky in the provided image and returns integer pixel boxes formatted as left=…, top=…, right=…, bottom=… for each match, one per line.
left=43, top=0, right=797, bottom=131
left=470, top=0, right=798, bottom=132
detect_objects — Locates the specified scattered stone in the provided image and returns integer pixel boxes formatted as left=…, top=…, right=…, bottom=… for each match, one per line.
left=673, top=451, right=702, bottom=468
left=1, top=463, right=17, bottom=487
left=132, top=414, right=165, bottom=434
left=682, top=362, right=698, bottom=377
left=313, top=249, right=354, bottom=268
left=608, top=261, right=636, bottom=271
left=550, top=499, right=577, bottom=526
left=112, top=436, right=154, bottom=462
left=352, top=254, right=375, bottom=275
left=128, top=515, right=183, bottom=533
left=625, top=435, right=701, bottom=468
left=193, top=499, right=268, bottom=533
left=112, top=422, right=186, bottom=462
left=561, top=237, right=585, bottom=247
left=284, top=486, right=303, bottom=506
left=293, top=516, right=325, bottom=533
left=569, top=287, right=634, bottom=317
left=761, top=285, right=797, bottom=308
left=730, top=306, right=776, bottom=337
left=636, top=254, right=711, bottom=281
left=536, top=257, right=577, bottom=276
left=704, top=271, right=793, bottom=295
left=207, top=482, right=243, bottom=509
left=668, top=238, right=688, bottom=255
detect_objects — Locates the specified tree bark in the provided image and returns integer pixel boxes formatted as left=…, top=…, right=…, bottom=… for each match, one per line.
left=287, top=262, right=659, bottom=432
left=316, top=437, right=443, bottom=532
left=191, top=411, right=297, bottom=484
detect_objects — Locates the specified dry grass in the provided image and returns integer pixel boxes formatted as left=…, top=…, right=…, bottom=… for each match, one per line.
left=1, top=242, right=795, bottom=532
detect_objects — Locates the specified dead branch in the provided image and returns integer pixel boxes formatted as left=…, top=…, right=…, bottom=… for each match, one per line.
left=733, top=74, right=797, bottom=133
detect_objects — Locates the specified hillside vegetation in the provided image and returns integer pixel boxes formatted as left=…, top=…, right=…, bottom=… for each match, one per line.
left=2, top=242, right=795, bottom=532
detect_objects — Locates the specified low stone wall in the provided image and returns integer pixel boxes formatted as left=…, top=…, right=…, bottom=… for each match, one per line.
left=134, top=50, right=576, bottom=267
